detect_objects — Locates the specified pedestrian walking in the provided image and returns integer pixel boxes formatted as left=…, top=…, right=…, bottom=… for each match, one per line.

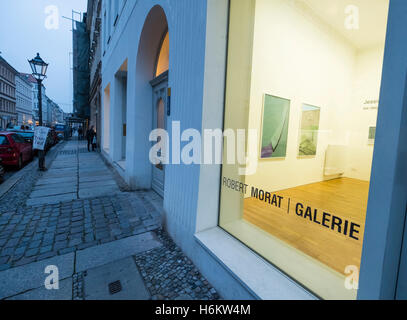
left=78, top=126, right=83, bottom=140
left=86, top=126, right=96, bottom=152
left=92, top=134, right=97, bottom=151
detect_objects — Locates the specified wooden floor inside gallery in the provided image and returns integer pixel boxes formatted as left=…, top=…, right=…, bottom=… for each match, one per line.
left=243, top=178, right=369, bottom=275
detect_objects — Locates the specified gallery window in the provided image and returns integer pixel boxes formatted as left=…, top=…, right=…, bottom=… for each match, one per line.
left=219, top=0, right=389, bottom=299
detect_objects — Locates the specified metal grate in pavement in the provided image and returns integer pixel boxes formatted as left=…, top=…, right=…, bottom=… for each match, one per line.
left=108, top=280, right=122, bottom=295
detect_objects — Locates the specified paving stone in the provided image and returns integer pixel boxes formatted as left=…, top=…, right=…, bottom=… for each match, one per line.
left=13, top=256, right=37, bottom=267
left=75, top=232, right=162, bottom=272
left=39, top=245, right=53, bottom=254
left=0, top=252, right=74, bottom=299
left=77, top=241, right=98, bottom=250
left=5, top=238, right=19, bottom=248
left=69, top=238, right=83, bottom=247
left=14, top=246, right=26, bottom=256
left=59, top=247, right=76, bottom=255
left=32, top=233, right=43, bottom=241
left=0, top=256, right=10, bottom=264
left=54, top=241, right=68, bottom=251
left=1, top=248, right=14, bottom=257
left=83, top=257, right=150, bottom=300
left=25, top=248, right=39, bottom=257
left=36, top=251, right=57, bottom=261
left=70, top=226, right=83, bottom=234
left=28, top=240, right=41, bottom=249
left=7, top=278, right=73, bottom=300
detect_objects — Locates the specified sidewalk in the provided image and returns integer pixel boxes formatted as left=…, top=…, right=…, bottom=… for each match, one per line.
left=27, top=140, right=121, bottom=206
left=0, top=139, right=220, bottom=300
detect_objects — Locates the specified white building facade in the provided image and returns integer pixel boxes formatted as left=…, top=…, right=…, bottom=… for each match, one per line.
left=20, top=73, right=47, bottom=126
left=15, top=74, right=33, bottom=126
left=99, top=0, right=407, bottom=300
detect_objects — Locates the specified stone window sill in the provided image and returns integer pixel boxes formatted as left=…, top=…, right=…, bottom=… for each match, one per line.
left=194, top=227, right=317, bottom=300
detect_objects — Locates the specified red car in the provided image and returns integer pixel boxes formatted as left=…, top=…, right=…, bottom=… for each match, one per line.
left=0, top=132, right=33, bottom=169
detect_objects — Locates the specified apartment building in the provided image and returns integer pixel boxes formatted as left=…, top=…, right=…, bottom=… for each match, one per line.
left=0, top=55, right=18, bottom=129
left=16, top=73, right=33, bottom=126
left=87, top=0, right=103, bottom=147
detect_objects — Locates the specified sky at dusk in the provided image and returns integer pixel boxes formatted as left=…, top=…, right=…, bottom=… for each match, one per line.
left=0, top=0, right=88, bottom=113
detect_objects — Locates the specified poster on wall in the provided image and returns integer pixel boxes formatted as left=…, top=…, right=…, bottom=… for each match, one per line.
left=261, top=94, right=290, bottom=159
left=298, top=104, right=321, bottom=156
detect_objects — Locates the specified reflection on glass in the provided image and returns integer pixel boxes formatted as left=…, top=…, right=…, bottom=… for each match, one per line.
left=219, top=0, right=389, bottom=300
left=299, top=104, right=320, bottom=157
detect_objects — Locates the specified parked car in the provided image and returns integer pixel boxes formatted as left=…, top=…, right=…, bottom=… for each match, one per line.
left=44, top=130, right=55, bottom=152
left=6, top=129, right=34, bottom=144
left=5, top=129, right=36, bottom=155
left=0, top=157, right=4, bottom=183
left=0, top=132, right=33, bottom=169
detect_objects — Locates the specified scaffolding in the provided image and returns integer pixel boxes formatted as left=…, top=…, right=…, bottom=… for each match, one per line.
left=70, top=10, right=90, bottom=120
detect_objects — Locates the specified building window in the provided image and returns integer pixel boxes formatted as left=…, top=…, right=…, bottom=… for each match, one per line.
left=219, top=0, right=389, bottom=300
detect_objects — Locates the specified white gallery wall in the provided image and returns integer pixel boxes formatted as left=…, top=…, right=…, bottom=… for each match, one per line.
left=346, top=46, right=384, bottom=180
left=245, top=0, right=386, bottom=192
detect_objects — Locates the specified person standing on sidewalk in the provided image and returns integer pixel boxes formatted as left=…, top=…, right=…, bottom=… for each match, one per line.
left=78, top=126, right=83, bottom=140
left=86, top=126, right=96, bottom=152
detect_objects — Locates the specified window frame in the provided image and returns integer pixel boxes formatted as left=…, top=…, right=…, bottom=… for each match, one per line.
left=214, top=0, right=407, bottom=300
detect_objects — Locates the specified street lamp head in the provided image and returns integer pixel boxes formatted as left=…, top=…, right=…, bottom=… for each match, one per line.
left=28, top=53, right=49, bottom=81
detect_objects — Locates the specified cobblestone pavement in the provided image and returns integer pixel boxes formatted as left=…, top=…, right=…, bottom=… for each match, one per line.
left=0, top=139, right=220, bottom=300
left=73, top=271, right=85, bottom=300
left=134, top=230, right=220, bottom=300
left=0, top=192, right=162, bottom=271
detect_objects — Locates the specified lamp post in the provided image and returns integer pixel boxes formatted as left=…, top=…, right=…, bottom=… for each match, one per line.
left=28, top=53, right=49, bottom=171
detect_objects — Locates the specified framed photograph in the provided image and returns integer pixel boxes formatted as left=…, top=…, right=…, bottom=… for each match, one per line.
left=260, top=94, right=291, bottom=159
left=368, top=126, right=376, bottom=144
left=298, top=104, right=321, bottom=157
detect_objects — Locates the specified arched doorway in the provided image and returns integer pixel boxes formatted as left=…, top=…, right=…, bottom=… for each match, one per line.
left=150, top=29, right=169, bottom=197
left=133, top=5, right=169, bottom=196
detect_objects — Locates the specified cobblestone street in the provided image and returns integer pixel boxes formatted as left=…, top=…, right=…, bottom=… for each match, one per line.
left=0, top=139, right=220, bottom=300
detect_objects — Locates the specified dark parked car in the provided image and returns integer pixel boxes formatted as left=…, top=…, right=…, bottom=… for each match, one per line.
left=0, top=132, right=33, bottom=169
left=49, top=128, right=58, bottom=146
left=44, top=130, right=56, bottom=152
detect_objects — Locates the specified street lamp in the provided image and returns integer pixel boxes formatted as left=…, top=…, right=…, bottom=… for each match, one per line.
left=28, top=53, right=49, bottom=171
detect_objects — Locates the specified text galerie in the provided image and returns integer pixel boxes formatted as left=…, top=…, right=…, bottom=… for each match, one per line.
left=149, top=121, right=259, bottom=175
left=223, top=177, right=361, bottom=241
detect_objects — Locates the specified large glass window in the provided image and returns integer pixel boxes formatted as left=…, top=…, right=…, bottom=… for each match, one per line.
left=219, top=0, right=389, bottom=300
